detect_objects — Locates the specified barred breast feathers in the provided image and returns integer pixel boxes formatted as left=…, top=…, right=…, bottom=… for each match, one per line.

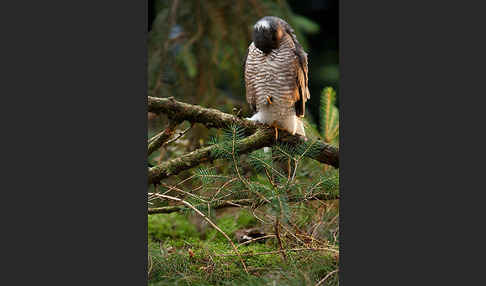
left=245, top=31, right=307, bottom=136
left=246, top=34, right=297, bottom=109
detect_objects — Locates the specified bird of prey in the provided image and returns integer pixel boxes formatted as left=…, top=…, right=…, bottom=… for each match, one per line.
left=244, top=16, right=310, bottom=139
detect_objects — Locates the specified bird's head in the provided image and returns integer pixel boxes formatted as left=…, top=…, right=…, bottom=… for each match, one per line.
left=252, top=16, right=287, bottom=54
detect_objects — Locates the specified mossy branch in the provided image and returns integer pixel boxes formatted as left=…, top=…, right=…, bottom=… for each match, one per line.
left=148, top=96, right=339, bottom=184
left=148, top=96, right=260, bottom=131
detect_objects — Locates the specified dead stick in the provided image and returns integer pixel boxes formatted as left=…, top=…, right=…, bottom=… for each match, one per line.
left=237, top=235, right=276, bottom=248
left=315, top=269, right=339, bottom=286
left=275, top=219, right=287, bottom=261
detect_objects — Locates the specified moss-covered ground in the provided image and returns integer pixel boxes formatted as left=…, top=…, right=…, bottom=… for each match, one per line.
left=148, top=208, right=339, bottom=285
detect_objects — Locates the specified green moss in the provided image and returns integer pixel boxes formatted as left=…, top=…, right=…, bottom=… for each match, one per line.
left=236, top=210, right=258, bottom=228
left=148, top=213, right=199, bottom=242
left=206, top=216, right=238, bottom=242
left=149, top=237, right=338, bottom=286
left=148, top=191, right=338, bottom=285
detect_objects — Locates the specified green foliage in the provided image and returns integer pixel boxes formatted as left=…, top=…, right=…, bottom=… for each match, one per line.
left=148, top=210, right=339, bottom=285
left=148, top=235, right=338, bottom=286
left=206, top=215, right=240, bottom=242
left=148, top=213, right=199, bottom=241
left=195, top=167, right=228, bottom=186
left=318, top=169, right=340, bottom=196
left=292, top=14, right=320, bottom=34
left=269, top=193, right=291, bottom=223
left=209, top=124, right=246, bottom=160
left=273, top=142, right=299, bottom=162
left=236, top=210, right=258, bottom=228
left=248, top=149, right=273, bottom=173
left=248, top=181, right=273, bottom=203
left=320, top=87, right=340, bottom=145
left=222, top=123, right=246, bottom=143
left=178, top=47, right=198, bottom=78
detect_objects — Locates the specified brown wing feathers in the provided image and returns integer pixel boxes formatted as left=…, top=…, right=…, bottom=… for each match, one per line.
left=282, top=21, right=310, bottom=118
left=293, top=45, right=310, bottom=117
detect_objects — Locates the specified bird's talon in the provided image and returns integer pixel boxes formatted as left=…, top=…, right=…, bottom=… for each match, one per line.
left=266, top=96, right=273, bottom=105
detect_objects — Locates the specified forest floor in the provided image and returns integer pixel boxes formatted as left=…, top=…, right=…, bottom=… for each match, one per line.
left=148, top=205, right=339, bottom=286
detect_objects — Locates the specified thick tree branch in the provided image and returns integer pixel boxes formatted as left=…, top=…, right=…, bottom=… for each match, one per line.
left=147, top=96, right=339, bottom=184
left=148, top=96, right=261, bottom=131
left=148, top=129, right=272, bottom=183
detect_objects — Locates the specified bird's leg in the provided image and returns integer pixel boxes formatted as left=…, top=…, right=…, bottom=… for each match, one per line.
left=271, top=122, right=279, bottom=141
left=266, top=96, right=273, bottom=105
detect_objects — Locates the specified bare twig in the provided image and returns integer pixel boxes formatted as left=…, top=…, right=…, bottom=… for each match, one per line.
left=237, top=235, right=276, bottom=248
left=279, top=222, right=306, bottom=246
left=148, top=120, right=179, bottom=155
left=157, top=183, right=208, bottom=202
left=275, top=219, right=287, bottom=261
left=210, top=177, right=238, bottom=202
left=163, top=124, right=192, bottom=146
left=315, top=269, right=338, bottom=286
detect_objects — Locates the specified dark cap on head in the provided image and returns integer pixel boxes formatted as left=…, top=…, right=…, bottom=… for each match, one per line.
left=252, top=16, right=286, bottom=54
